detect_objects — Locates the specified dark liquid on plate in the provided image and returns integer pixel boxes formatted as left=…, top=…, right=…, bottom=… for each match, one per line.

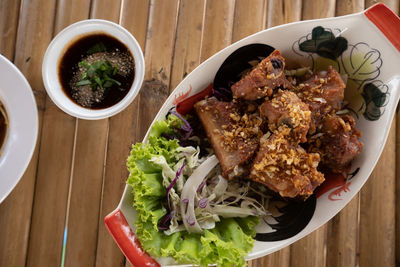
left=0, top=102, right=8, bottom=151
left=58, top=33, right=135, bottom=109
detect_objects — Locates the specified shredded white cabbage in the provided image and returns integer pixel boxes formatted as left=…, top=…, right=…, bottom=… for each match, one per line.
left=151, top=144, right=270, bottom=235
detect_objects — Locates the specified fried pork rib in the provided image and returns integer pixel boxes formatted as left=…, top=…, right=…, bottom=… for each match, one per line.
left=194, top=97, right=263, bottom=179
left=259, top=90, right=311, bottom=143
left=250, top=133, right=324, bottom=199
left=309, top=114, right=363, bottom=173
left=231, top=50, right=291, bottom=100
left=295, top=66, right=345, bottom=134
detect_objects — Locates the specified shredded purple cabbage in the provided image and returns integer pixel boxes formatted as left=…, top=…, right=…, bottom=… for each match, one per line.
left=170, top=110, right=193, bottom=139
left=166, top=163, right=185, bottom=210
left=212, top=86, right=233, bottom=102
left=186, top=216, right=195, bottom=226
left=198, top=198, right=208, bottom=209
left=197, top=181, right=206, bottom=193
left=158, top=211, right=175, bottom=230
left=182, top=198, right=189, bottom=203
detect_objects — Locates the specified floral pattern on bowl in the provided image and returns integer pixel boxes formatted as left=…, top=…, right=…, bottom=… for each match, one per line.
left=293, top=26, right=389, bottom=121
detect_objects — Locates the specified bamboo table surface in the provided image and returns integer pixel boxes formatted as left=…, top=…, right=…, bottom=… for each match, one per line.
left=0, top=0, right=399, bottom=266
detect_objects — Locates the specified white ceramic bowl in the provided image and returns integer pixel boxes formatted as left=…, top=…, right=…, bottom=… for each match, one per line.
left=105, top=3, right=400, bottom=267
left=0, top=54, right=38, bottom=203
left=42, top=19, right=145, bottom=120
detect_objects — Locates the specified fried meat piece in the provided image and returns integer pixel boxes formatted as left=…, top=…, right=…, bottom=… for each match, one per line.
left=295, top=66, right=345, bottom=134
left=231, top=50, right=291, bottom=100
left=309, top=114, right=363, bottom=173
left=194, top=97, right=263, bottom=179
left=259, top=90, right=311, bottom=143
left=250, top=133, right=324, bottom=199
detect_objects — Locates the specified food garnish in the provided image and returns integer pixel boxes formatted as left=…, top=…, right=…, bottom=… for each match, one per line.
left=76, top=60, right=121, bottom=91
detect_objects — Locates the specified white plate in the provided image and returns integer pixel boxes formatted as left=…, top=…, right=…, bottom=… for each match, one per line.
left=0, top=54, right=38, bottom=203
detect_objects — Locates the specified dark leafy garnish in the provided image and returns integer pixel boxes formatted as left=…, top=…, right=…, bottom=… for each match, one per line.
left=86, top=42, right=107, bottom=55
left=299, top=26, right=348, bottom=60
left=76, top=60, right=122, bottom=91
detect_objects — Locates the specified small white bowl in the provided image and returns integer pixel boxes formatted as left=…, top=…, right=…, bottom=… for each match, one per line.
left=42, top=19, right=145, bottom=120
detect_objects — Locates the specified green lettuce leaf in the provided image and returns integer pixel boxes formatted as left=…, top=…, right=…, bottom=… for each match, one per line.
left=126, top=114, right=259, bottom=267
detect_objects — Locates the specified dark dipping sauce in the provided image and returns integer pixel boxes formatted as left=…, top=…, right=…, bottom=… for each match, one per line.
left=58, top=33, right=135, bottom=109
left=0, top=102, right=8, bottom=151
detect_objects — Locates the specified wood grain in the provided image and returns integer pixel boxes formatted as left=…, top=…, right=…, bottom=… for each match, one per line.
left=250, top=248, right=290, bottom=267
left=372, top=3, right=400, bottom=267
left=200, top=0, right=236, bottom=62
left=169, top=0, right=205, bottom=90
left=232, top=0, right=266, bottom=42
left=136, top=0, right=180, bottom=140
left=397, top=115, right=400, bottom=266
left=54, top=0, right=91, bottom=35
left=335, top=0, right=363, bottom=16
left=358, top=0, right=397, bottom=266
left=0, top=1, right=25, bottom=266
left=291, top=227, right=327, bottom=267
left=95, top=1, right=151, bottom=267
left=0, top=0, right=21, bottom=60
left=326, top=198, right=359, bottom=267
left=302, top=0, right=336, bottom=19
left=23, top=1, right=91, bottom=267
left=0, top=0, right=58, bottom=266
left=266, top=0, right=302, bottom=28
left=359, top=122, right=396, bottom=267
left=61, top=0, right=122, bottom=266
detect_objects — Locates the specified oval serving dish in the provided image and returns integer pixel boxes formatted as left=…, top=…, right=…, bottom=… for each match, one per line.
left=105, top=3, right=400, bottom=266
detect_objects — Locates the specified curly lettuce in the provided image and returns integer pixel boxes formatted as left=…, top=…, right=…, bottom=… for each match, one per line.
left=126, top=114, right=259, bottom=267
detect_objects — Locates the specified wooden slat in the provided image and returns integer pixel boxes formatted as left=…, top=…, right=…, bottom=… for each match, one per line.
left=53, top=0, right=92, bottom=34
left=200, top=0, right=236, bottom=62
left=302, top=0, right=336, bottom=19
left=266, top=0, right=301, bottom=28
left=0, top=0, right=58, bottom=266
left=249, top=249, right=290, bottom=267
left=0, top=1, right=25, bottom=266
left=23, top=0, right=91, bottom=266
left=24, top=0, right=91, bottom=266
left=326, top=198, right=359, bottom=267
left=169, top=0, right=205, bottom=90
left=90, top=0, right=122, bottom=21
left=365, top=0, right=399, bottom=10
left=397, top=120, right=400, bottom=266
left=232, top=0, right=266, bottom=42
left=62, top=0, right=122, bottom=266
left=63, top=119, right=109, bottom=267
left=291, top=227, right=327, bottom=267
left=94, top=1, right=151, bottom=267
left=359, top=123, right=396, bottom=267
left=135, top=0, right=180, bottom=140
left=335, top=0, right=363, bottom=16
left=357, top=0, right=397, bottom=265
left=384, top=4, right=400, bottom=267
left=0, top=0, right=21, bottom=60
